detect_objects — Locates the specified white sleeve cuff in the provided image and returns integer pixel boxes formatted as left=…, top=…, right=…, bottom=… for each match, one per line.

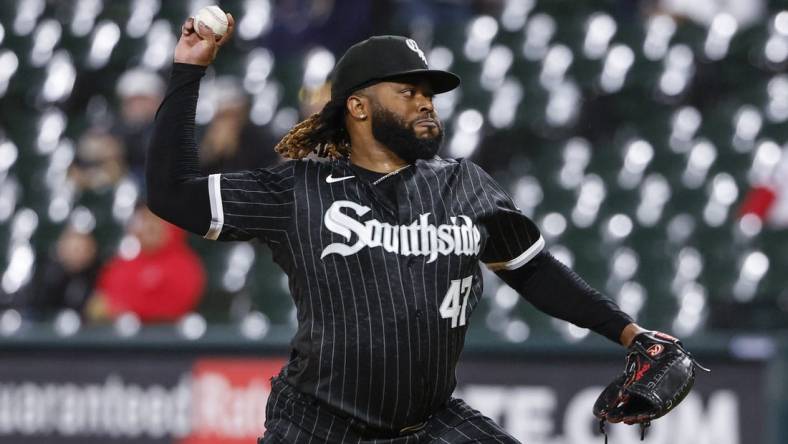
left=204, top=174, right=224, bottom=240
left=485, top=236, right=545, bottom=271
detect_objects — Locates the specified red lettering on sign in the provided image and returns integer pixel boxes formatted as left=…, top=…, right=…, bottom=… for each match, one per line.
left=179, top=358, right=286, bottom=444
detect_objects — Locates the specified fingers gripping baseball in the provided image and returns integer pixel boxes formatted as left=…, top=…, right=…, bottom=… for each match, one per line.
left=174, top=13, right=235, bottom=66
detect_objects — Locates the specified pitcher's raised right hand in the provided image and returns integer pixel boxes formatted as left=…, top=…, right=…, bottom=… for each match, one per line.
left=174, top=13, right=235, bottom=67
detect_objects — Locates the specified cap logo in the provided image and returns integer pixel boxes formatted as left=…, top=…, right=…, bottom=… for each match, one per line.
left=406, top=39, right=428, bottom=66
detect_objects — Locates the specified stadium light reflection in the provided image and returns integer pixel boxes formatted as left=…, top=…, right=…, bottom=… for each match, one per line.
left=42, top=51, right=76, bottom=103
left=636, top=173, right=670, bottom=227
left=501, top=0, right=535, bottom=32
left=766, top=75, right=788, bottom=122
left=88, top=20, right=121, bottom=69
left=583, top=13, right=617, bottom=60
left=302, top=47, right=335, bottom=89
left=13, top=0, right=45, bottom=36
left=238, top=0, right=272, bottom=41
left=559, top=138, right=591, bottom=190
left=71, top=0, right=103, bottom=37
left=465, top=15, right=499, bottom=62
left=571, top=174, right=605, bottom=228
left=31, top=19, right=62, bottom=67
left=732, top=105, right=763, bottom=153
left=643, top=15, right=676, bottom=61
left=669, top=106, right=702, bottom=153
left=0, top=309, right=22, bottom=337
left=704, top=13, right=738, bottom=60
left=240, top=311, right=270, bottom=340
left=488, top=79, right=522, bottom=128
left=126, top=0, right=159, bottom=38
left=522, top=13, right=556, bottom=61
left=480, top=45, right=513, bottom=91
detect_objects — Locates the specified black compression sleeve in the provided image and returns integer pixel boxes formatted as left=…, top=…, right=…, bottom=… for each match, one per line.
left=145, top=63, right=211, bottom=236
left=495, top=251, right=633, bottom=344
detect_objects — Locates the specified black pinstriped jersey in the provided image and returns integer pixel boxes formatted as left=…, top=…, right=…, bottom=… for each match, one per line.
left=203, top=156, right=544, bottom=430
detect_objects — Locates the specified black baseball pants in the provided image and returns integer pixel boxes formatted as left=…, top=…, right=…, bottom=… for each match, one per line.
left=258, top=376, right=520, bottom=443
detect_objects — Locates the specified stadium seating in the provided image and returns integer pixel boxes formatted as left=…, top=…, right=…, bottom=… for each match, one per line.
left=0, top=0, right=785, bottom=341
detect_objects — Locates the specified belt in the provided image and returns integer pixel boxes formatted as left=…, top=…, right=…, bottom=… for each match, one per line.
left=350, top=417, right=429, bottom=440
left=399, top=421, right=429, bottom=434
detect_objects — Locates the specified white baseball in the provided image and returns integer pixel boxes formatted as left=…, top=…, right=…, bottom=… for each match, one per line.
left=193, top=5, right=228, bottom=39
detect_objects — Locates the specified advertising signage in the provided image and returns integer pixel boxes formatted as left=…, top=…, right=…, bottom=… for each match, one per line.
left=0, top=350, right=767, bottom=444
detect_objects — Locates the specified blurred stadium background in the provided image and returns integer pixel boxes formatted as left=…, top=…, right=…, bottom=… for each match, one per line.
left=0, top=0, right=787, bottom=443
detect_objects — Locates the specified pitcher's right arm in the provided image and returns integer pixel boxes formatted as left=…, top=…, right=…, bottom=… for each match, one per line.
left=146, top=15, right=294, bottom=243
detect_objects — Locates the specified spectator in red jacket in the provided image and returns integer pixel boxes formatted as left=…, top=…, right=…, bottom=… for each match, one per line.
left=739, top=143, right=788, bottom=227
left=87, top=204, right=205, bottom=322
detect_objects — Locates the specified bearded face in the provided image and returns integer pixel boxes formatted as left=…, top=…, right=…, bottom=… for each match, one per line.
left=368, top=96, right=444, bottom=164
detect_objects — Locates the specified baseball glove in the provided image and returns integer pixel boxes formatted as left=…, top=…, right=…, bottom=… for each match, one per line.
left=593, top=331, right=709, bottom=442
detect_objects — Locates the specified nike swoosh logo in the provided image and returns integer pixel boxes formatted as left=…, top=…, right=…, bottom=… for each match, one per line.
left=326, top=174, right=354, bottom=184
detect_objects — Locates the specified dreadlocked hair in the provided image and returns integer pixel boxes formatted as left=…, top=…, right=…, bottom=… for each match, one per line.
left=275, top=97, right=351, bottom=160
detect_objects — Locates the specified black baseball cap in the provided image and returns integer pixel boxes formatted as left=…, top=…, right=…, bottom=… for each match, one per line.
left=330, top=35, right=461, bottom=99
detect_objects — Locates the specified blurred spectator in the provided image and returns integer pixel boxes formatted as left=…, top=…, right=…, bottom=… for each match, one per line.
left=68, top=129, right=127, bottom=193
left=738, top=146, right=788, bottom=227
left=112, top=68, right=165, bottom=185
left=22, top=224, right=100, bottom=319
left=199, top=76, right=282, bottom=173
left=86, top=205, right=205, bottom=323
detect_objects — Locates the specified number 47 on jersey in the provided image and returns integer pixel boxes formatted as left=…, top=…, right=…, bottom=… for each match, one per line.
left=440, top=276, right=472, bottom=328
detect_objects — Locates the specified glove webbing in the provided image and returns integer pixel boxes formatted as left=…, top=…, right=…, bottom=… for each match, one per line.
left=631, top=338, right=711, bottom=373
